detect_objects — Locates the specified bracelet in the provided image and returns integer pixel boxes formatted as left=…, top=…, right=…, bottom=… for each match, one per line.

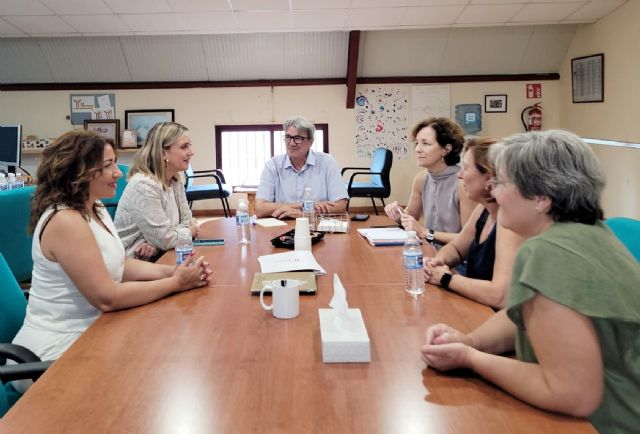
left=440, top=272, right=453, bottom=290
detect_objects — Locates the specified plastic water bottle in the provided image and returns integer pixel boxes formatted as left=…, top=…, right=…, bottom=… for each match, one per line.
left=236, top=199, right=251, bottom=245
left=15, top=173, right=24, bottom=188
left=0, top=173, right=7, bottom=191
left=175, top=227, right=194, bottom=265
left=403, top=231, right=425, bottom=296
left=302, top=187, right=315, bottom=231
left=7, top=173, right=17, bottom=190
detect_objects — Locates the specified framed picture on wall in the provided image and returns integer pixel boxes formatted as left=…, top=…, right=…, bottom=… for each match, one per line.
left=124, top=109, right=175, bottom=147
left=484, top=94, right=507, bottom=113
left=572, top=53, right=604, bottom=103
left=122, top=129, right=137, bottom=148
left=84, top=119, right=120, bottom=148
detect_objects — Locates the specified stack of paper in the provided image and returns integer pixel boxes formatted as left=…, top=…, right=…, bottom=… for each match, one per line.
left=356, top=227, right=410, bottom=246
left=258, top=250, right=327, bottom=275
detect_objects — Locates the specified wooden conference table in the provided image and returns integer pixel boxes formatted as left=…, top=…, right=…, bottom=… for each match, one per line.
left=1, top=216, right=596, bottom=434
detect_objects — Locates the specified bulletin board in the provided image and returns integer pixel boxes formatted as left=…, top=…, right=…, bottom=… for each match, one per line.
left=69, top=93, right=116, bottom=126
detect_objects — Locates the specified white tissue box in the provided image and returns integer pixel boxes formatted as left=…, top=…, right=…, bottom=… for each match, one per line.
left=318, top=308, right=371, bottom=363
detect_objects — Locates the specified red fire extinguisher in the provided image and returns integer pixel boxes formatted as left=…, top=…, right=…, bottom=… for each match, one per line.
left=521, top=103, right=542, bottom=131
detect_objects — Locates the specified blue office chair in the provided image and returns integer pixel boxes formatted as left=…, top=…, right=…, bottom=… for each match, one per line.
left=341, top=148, right=393, bottom=215
left=101, top=164, right=129, bottom=220
left=604, top=217, right=640, bottom=261
left=0, top=185, right=35, bottom=283
left=184, top=165, right=232, bottom=218
left=0, top=253, right=51, bottom=416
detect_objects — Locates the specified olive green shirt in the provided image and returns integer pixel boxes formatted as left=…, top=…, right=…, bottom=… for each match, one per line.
left=507, top=221, right=640, bottom=434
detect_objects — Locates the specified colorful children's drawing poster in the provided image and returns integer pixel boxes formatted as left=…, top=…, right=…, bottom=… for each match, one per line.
left=355, top=87, right=408, bottom=159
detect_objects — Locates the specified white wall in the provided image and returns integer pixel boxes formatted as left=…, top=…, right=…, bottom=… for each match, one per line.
left=1, top=80, right=554, bottom=213
left=558, top=0, right=640, bottom=219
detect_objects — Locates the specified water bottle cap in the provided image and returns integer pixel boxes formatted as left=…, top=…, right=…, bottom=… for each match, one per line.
left=238, top=201, right=248, bottom=211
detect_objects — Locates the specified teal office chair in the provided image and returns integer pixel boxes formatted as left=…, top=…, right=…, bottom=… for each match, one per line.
left=0, top=185, right=35, bottom=282
left=101, top=164, right=129, bottom=220
left=0, top=253, right=51, bottom=417
left=341, top=148, right=393, bottom=215
left=184, top=165, right=232, bottom=217
left=604, top=217, right=640, bottom=261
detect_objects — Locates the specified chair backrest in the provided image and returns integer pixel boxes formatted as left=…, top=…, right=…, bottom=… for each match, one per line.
left=604, top=217, right=640, bottom=261
left=0, top=253, right=27, bottom=344
left=0, top=185, right=35, bottom=282
left=370, top=148, right=393, bottom=188
left=102, top=164, right=129, bottom=219
left=184, top=165, right=194, bottom=189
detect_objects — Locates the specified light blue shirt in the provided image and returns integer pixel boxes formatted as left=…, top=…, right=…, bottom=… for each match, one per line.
left=256, top=151, right=348, bottom=204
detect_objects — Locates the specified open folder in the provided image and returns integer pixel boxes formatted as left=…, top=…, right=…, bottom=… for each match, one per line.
left=356, top=227, right=410, bottom=246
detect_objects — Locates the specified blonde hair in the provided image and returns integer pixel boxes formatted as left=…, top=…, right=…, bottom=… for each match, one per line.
left=129, top=122, right=188, bottom=189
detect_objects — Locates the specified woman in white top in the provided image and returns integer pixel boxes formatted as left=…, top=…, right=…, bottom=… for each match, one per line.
left=115, top=122, right=200, bottom=260
left=11, top=131, right=211, bottom=392
left=384, top=118, right=476, bottom=245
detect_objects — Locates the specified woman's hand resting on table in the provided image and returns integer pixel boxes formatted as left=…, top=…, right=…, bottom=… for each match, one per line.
left=173, top=254, right=213, bottom=290
left=423, top=257, right=451, bottom=286
left=421, top=323, right=476, bottom=371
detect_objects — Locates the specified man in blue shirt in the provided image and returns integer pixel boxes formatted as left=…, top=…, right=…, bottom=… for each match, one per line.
left=256, top=116, right=348, bottom=219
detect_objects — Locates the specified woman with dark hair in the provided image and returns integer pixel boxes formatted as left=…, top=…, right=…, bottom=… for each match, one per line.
left=11, top=130, right=211, bottom=392
left=115, top=122, right=199, bottom=260
left=384, top=117, right=476, bottom=245
left=421, top=130, right=639, bottom=434
left=423, top=137, right=524, bottom=308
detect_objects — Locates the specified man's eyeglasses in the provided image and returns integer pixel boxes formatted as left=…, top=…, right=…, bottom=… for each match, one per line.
left=284, top=135, right=308, bottom=144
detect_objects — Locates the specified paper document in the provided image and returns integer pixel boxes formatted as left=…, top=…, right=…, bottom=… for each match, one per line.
left=255, top=218, right=288, bottom=227
left=258, top=250, right=326, bottom=275
left=356, top=227, right=410, bottom=246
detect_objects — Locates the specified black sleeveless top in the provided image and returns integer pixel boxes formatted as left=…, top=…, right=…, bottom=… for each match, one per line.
left=466, top=208, right=497, bottom=281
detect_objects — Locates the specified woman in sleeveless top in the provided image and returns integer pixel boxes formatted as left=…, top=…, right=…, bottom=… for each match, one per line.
left=114, top=122, right=200, bottom=260
left=384, top=118, right=476, bottom=245
left=423, top=137, right=523, bottom=309
left=11, top=131, right=212, bottom=392
left=422, top=130, right=639, bottom=434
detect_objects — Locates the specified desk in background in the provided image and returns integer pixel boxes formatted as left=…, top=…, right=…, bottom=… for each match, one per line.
left=1, top=216, right=596, bottom=433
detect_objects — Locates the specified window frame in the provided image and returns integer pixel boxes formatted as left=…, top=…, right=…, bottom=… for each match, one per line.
left=214, top=123, right=329, bottom=187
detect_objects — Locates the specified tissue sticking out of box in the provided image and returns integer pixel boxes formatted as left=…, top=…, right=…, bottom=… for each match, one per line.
left=319, top=273, right=371, bottom=363
left=329, top=274, right=349, bottom=330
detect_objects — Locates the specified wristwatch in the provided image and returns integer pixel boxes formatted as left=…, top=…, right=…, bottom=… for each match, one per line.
left=440, top=272, right=453, bottom=290
left=425, top=229, right=435, bottom=243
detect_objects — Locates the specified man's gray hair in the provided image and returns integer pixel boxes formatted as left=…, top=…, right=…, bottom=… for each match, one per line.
left=284, top=116, right=315, bottom=143
left=490, top=129, right=605, bottom=224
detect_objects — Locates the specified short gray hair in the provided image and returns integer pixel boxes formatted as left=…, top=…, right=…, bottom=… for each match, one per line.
left=284, top=116, right=315, bottom=143
left=490, top=130, right=605, bottom=224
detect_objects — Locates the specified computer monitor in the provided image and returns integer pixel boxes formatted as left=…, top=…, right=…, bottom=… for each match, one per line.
left=0, top=124, right=22, bottom=174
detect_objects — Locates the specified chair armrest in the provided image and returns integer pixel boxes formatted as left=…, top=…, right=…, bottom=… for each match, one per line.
left=191, top=169, right=227, bottom=183
left=0, top=343, right=41, bottom=364
left=0, top=360, right=53, bottom=382
left=346, top=171, right=384, bottom=187
left=186, top=172, right=226, bottom=193
left=341, top=166, right=369, bottom=176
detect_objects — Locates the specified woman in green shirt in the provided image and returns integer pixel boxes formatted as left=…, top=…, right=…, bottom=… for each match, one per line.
left=421, top=130, right=639, bottom=434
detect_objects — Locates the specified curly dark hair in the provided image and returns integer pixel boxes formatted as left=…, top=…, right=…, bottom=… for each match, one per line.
left=410, top=117, right=465, bottom=165
left=29, top=130, right=116, bottom=233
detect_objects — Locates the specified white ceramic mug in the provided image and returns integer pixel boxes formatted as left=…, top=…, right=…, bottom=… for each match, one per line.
left=260, top=279, right=301, bottom=319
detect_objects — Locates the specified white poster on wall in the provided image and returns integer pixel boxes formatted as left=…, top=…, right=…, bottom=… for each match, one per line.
left=354, top=87, right=408, bottom=160
left=411, top=85, right=451, bottom=125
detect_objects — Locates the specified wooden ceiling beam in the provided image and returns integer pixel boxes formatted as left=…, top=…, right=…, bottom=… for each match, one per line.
left=346, top=30, right=361, bottom=109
